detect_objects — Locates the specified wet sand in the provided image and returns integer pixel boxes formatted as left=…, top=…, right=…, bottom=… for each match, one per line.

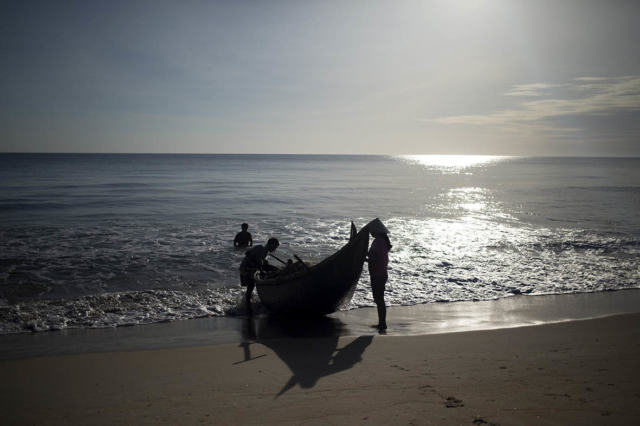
left=2, top=313, right=639, bottom=425
left=3, top=290, right=640, bottom=361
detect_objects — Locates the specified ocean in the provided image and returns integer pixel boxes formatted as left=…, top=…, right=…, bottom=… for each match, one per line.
left=1, top=154, right=638, bottom=334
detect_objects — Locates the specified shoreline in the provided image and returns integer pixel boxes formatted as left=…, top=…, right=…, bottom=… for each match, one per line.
left=2, top=289, right=639, bottom=361
left=2, top=313, right=639, bottom=425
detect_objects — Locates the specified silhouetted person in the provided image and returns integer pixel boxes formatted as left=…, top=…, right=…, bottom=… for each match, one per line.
left=234, top=223, right=253, bottom=248
left=239, top=237, right=280, bottom=313
left=365, top=218, right=392, bottom=331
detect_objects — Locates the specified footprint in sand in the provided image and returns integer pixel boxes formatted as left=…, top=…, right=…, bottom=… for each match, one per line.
left=445, top=396, right=464, bottom=408
left=473, top=418, right=501, bottom=426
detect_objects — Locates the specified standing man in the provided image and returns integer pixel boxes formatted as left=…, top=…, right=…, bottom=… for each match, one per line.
left=234, top=223, right=253, bottom=248
left=239, top=237, right=280, bottom=313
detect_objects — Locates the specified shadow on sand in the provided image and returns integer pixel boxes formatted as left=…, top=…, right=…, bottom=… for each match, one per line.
left=236, top=316, right=373, bottom=397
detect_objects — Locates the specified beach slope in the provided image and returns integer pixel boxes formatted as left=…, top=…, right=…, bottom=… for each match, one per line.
left=2, top=314, right=639, bottom=425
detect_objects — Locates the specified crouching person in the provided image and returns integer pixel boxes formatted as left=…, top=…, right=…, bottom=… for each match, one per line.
left=239, top=237, right=280, bottom=313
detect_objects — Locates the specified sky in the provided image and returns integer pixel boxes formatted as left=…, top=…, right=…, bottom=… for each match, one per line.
left=1, top=0, right=639, bottom=156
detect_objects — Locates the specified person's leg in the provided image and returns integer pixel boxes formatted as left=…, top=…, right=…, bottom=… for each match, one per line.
left=373, top=290, right=387, bottom=329
left=371, top=275, right=387, bottom=329
left=375, top=296, right=386, bottom=329
left=245, top=282, right=254, bottom=313
left=240, top=267, right=256, bottom=314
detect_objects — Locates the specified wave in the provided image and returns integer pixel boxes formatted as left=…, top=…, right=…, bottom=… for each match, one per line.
left=2, top=217, right=640, bottom=329
left=2, top=280, right=639, bottom=334
left=0, top=288, right=241, bottom=334
left=0, top=202, right=74, bottom=211
left=566, top=186, right=640, bottom=192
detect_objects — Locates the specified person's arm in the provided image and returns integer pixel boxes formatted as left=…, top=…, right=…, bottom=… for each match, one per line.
left=248, top=233, right=253, bottom=247
left=234, top=233, right=239, bottom=247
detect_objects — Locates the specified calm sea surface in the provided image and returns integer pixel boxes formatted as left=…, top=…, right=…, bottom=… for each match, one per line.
left=1, top=154, right=638, bottom=333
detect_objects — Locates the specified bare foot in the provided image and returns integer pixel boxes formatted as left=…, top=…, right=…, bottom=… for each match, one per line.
left=369, top=324, right=387, bottom=330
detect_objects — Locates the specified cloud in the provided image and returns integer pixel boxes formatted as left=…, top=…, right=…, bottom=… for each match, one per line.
left=501, top=83, right=562, bottom=97
left=427, top=76, right=640, bottom=132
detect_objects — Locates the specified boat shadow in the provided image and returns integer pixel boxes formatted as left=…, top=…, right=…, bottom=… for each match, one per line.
left=238, top=316, right=374, bottom=397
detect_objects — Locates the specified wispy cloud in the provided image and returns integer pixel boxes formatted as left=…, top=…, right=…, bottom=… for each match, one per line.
left=428, top=76, right=640, bottom=133
left=501, top=83, right=562, bottom=97
left=574, top=77, right=609, bottom=82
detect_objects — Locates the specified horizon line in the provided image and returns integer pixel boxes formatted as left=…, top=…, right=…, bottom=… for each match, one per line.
left=1, top=152, right=639, bottom=158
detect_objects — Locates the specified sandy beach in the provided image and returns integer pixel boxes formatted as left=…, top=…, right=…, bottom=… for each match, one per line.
left=3, top=2, right=640, bottom=425
left=2, top=312, right=639, bottom=426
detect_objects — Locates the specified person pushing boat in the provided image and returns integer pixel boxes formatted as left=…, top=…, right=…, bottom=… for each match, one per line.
left=239, top=237, right=280, bottom=313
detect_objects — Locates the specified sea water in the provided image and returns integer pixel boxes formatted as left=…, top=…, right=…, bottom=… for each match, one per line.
left=0, top=154, right=638, bottom=333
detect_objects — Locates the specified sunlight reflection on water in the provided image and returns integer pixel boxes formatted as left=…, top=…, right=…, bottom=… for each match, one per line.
left=394, top=155, right=511, bottom=173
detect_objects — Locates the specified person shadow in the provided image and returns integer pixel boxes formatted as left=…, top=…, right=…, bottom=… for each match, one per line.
left=236, top=316, right=374, bottom=397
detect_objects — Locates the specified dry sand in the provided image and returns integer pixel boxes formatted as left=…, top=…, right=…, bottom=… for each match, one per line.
left=2, top=313, right=639, bottom=426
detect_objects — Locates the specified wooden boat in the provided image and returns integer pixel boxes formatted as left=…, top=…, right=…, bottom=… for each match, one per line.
left=255, top=222, right=369, bottom=316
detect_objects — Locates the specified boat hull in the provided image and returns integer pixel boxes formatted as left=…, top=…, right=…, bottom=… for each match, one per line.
left=255, top=225, right=369, bottom=316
